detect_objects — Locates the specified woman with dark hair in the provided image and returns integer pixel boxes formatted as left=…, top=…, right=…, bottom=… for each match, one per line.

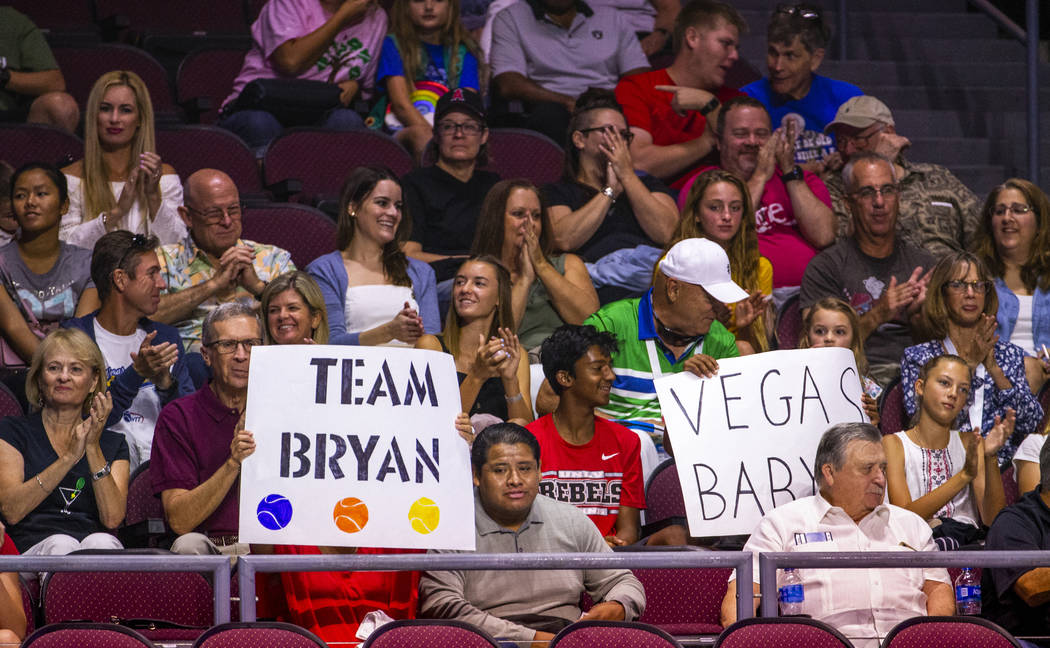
left=973, top=178, right=1050, bottom=393
left=306, top=166, right=439, bottom=346
left=901, top=252, right=1043, bottom=467
left=0, top=163, right=99, bottom=366
left=416, top=255, right=532, bottom=424
left=471, top=179, right=597, bottom=356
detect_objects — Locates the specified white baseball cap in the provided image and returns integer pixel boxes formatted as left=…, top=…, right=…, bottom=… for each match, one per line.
left=658, top=238, right=749, bottom=304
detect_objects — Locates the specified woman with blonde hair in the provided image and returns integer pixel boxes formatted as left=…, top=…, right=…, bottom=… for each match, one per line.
left=61, top=70, right=186, bottom=248
left=260, top=271, right=329, bottom=345
left=672, top=168, right=771, bottom=353
left=0, top=328, right=127, bottom=556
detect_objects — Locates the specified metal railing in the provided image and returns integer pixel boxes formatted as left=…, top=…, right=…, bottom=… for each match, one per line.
left=235, top=550, right=754, bottom=625
left=0, top=554, right=232, bottom=626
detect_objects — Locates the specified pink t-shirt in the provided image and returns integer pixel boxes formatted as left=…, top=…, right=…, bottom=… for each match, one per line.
left=679, top=166, right=831, bottom=289
left=223, top=0, right=388, bottom=108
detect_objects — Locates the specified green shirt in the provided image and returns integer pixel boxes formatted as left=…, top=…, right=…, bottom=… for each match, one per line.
left=0, top=8, right=60, bottom=113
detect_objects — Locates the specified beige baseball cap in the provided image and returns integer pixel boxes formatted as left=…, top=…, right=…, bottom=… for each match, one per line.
left=658, top=238, right=749, bottom=304
left=824, top=95, right=895, bottom=133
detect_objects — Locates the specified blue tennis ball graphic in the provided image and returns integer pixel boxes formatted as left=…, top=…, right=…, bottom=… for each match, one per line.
left=256, top=494, right=293, bottom=530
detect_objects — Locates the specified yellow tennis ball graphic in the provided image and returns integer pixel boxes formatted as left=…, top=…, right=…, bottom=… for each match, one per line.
left=333, top=497, right=369, bottom=533
left=408, top=497, right=440, bottom=534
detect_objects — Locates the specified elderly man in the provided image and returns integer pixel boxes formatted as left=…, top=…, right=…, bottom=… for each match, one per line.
left=984, top=439, right=1050, bottom=639
left=420, top=423, right=646, bottom=645
left=150, top=303, right=260, bottom=555
left=615, top=0, right=746, bottom=189
left=823, top=95, right=980, bottom=259
left=154, top=169, right=295, bottom=353
left=63, top=231, right=194, bottom=471
left=679, top=96, right=835, bottom=295
left=741, top=4, right=862, bottom=171
left=801, top=151, right=935, bottom=387
left=721, top=422, right=954, bottom=647
left=490, top=0, right=649, bottom=143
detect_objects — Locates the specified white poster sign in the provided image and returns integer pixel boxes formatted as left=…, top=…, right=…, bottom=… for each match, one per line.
left=239, top=345, right=476, bottom=550
left=654, top=347, right=869, bottom=537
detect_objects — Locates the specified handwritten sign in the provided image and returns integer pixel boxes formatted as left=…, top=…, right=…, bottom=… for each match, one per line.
left=654, top=347, right=868, bottom=537
left=239, top=346, right=476, bottom=550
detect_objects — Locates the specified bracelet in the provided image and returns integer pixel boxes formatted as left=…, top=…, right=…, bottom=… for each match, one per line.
left=698, top=96, right=720, bottom=116
left=505, top=392, right=524, bottom=403
left=601, top=186, right=616, bottom=201
left=35, top=474, right=47, bottom=493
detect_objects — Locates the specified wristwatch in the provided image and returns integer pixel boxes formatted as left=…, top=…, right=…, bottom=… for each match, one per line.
left=781, top=165, right=804, bottom=183
left=601, top=186, right=616, bottom=201
left=92, top=461, right=112, bottom=482
left=698, top=96, right=720, bottom=116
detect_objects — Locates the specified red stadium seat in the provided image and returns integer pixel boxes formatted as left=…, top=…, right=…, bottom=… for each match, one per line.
left=51, top=45, right=178, bottom=122
left=176, top=48, right=249, bottom=125
left=0, top=381, right=25, bottom=420
left=22, top=622, right=158, bottom=648
left=878, top=378, right=907, bottom=436
left=634, top=567, right=729, bottom=635
left=643, top=459, right=686, bottom=531
left=21, top=579, right=36, bottom=637
left=363, top=619, right=500, bottom=648
left=485, top=128, right=565, bottom=186
left=551, top=621, right=684, bottom=648
left=714, top=617, right=853, bottom=648
left=241, top=203, right=336, bottom=269
left=0, top=124, right=83, bottom=170
left=193, top=622, right=329, bottom=648
left=120, top=461, right=173, bottom=549
left=155, top=125, right=264, bottom=198
left=774, top=295, right=802, bottom=350
left=95, top=0, right=249, bottom=36
left=881, top=616, right=1022, bottom=648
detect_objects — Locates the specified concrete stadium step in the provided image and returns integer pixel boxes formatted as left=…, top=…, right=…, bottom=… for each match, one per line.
left=951, top=166, right=1050, bottom=198
left=905, top=137, right=995, bottom=166
left=817, top=61, right=1050, bottom=88
left=740, top=38, right=1026, bottom=63
left=860, top=85, right=1050, bottom=111
left=737, top=11, right=996, bottom=39
left=890, top=110, right=1050, bottom=142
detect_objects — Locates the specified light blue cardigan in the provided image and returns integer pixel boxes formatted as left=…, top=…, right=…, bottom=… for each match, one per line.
left=306, top=251, right=440, bottom=345
left=994, top=276, right=1050, bottom=352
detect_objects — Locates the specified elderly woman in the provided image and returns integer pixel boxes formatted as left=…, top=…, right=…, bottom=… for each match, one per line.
left=901, top=252, right=1043, bottom=468
left=260, top=271, right=329, bottom=345
left=0, top=328, right=127, bottom=556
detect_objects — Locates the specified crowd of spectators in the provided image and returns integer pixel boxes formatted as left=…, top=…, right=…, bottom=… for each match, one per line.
left=1, top=0, right=1050, bottom=646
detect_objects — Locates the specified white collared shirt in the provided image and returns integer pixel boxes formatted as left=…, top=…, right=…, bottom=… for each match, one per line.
left=734, top=494, right=950, bottom=648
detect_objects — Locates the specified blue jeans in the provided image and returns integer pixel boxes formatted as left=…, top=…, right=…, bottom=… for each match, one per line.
left=219, top=107, right=366, bottom=157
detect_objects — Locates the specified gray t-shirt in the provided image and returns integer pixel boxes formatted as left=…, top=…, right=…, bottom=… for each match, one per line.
left=800, top=237, right=935, bottom=369
left=0, top=241, right=95, bottom=326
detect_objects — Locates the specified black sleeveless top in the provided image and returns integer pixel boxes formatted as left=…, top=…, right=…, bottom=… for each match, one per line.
left=437, top=335, right=508, bottom=420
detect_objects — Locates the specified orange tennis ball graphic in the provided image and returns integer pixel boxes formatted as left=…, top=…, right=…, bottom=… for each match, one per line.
left=333, top=497, right=369, bottom=533
left=409, top=497, right=440, bottom=534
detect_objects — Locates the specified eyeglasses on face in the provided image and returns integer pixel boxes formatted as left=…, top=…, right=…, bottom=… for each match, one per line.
left=775, top=3, right=821, bottom=20
left=204, top=338, right=262, bottom=354
left=944, top=280, right=993, bottom=295
left=850, top=184, right=899, bottom=201
left=577, top=125, right=635, bottom=144
left=992, top=203, right=1032, bottom=217
left=436, top=120, right=484, bottom=136
left=837, top=124, right=885, bottom=147
left=185, top=202, right=245, bottom=225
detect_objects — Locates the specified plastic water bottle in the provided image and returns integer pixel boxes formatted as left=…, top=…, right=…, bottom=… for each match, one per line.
left=955, top=567, right=981, bottom=615
left=778, top=568, right=804, bottom=615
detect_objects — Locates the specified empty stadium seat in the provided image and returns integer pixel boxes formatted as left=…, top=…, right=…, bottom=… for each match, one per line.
left=51, top=45, right=178, bottom=123
left=0, top=124, right=83, bottom=170
left=193, top=621, right=329, bottom=647
left=0, top=382, right=24, bottom=420
left=774, top=294, right=801, bottom=350
left=120, top=461, right=173, bottom=549
left=22, top=622, right=158, bottom=648
left=634, top=566, right=729, bottom=635
left=155, top=125, right=264, bottom=198
left=176, top=48, right=249, bottom=125
left=878, top=378, right=907, bottom=436
left=241, top=202, right=336, bottom=269
left=881, top=616, right=1022, bottom=648
left=485, top=128, right=565, bottom=186
left=714, top=617, right=853, bottom=648
left=5, top=0, right=99, bottom=45
left=263, top=129, right=413, bottom=205
left=641, top=459, right=686, bottom=536
left=362, top=619, right=500, bottom=648
left=550, top=620, right=684, bottom=648
left=95, top=0, right=250, bottom=36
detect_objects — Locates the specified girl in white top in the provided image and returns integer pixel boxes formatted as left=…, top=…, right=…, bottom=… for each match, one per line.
left=884, top=354, right=1013, bottom=548
left=1012, top=431, right=1048, bottom=495
left=61, top=71, right=186, bottom=248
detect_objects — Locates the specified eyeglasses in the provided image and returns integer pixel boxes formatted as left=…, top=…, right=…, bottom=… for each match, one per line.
left=944, top=280, right=993, bottom=295
left=204, top=338, right=262, bottom=354
left=436, top=120, right=484, bottom=136
left=850, top=184, right=899, bottom=201
left=837, top=124, right=885, bottom=147
left=992, top=203, right=1033, bottom=217
left=577, top=125, right=635, bottom=144
left=775, top=4, right=821, bottom=20
left=185, top=202, right=245, bottom=225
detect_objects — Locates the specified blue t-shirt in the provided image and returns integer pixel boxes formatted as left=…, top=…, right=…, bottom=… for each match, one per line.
left=376, top=35, right=479, bottom=90
left=742, top=74, right=863, bottom=165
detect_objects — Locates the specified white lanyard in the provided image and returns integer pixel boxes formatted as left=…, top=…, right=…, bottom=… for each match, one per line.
left=942, top=337, right=985, bottom=433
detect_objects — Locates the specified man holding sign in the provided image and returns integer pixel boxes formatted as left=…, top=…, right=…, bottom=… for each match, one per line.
left=720, top=422, right=953, bottom=647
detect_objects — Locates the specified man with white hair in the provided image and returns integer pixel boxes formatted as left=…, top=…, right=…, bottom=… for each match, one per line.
left=721, top=422, right=954, bottom=647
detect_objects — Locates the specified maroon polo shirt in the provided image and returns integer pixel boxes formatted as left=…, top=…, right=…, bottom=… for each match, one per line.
left=150, top=383, right=243, bottom=535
